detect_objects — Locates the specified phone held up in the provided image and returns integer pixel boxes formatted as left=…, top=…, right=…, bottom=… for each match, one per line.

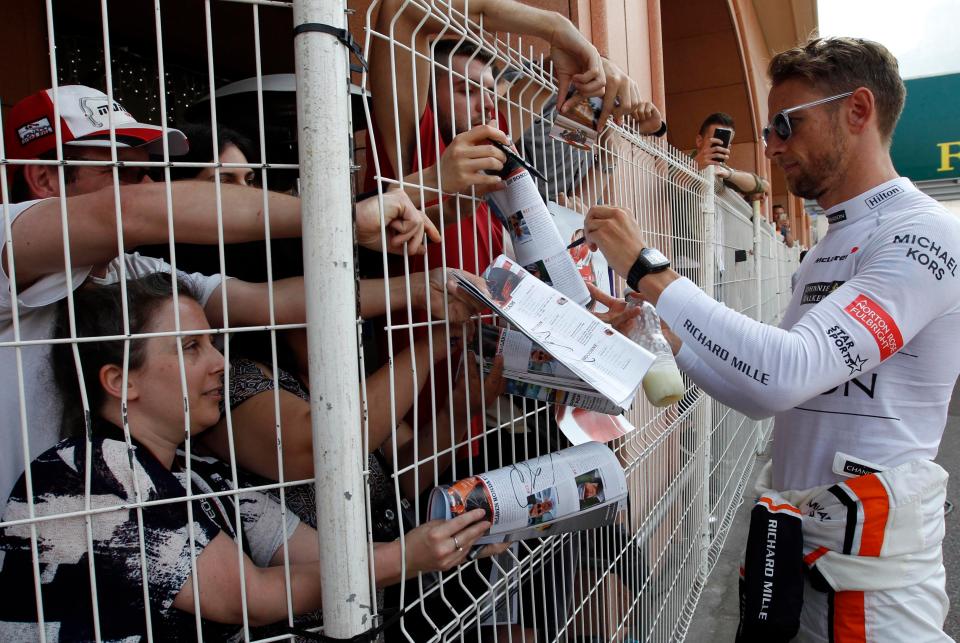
left=713, top=127, right=733, bottom=161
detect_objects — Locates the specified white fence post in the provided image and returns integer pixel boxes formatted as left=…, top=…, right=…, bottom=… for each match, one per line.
left=751, top=200, right=765, bottom=453
left=292, top=0, right=373, bottom=637
left=751, top=200, right=763, bottom=323
left=699, top=166, right=716, bottom=574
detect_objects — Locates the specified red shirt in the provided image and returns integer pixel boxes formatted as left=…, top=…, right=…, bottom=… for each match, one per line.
left=365, top=106, right=504, bottom=275
left=364, top=107, right=508, bottom=457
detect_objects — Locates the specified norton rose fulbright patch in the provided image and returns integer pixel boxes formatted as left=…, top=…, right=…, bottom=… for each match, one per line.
left=843, top=294, right=903, bottom=360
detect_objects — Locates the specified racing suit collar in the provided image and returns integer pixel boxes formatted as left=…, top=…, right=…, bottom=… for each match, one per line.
left=823, top=176, right=916, bottom=230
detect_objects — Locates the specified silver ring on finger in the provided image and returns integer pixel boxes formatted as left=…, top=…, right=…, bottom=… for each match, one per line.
left=453, top=535, right=463, bottom=552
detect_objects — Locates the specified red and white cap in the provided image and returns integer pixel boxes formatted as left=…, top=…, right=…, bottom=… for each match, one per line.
left=4, top=85, right=188, bottom=161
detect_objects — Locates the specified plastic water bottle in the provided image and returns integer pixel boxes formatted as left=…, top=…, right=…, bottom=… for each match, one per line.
left=624, top=298, right=685, bottom=407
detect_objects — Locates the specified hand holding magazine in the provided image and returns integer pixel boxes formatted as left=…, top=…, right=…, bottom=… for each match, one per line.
left=455, top=255, right=655, bottom=412
left=429, top=442, right=627, bottom=544
left=486, top=156, right=592, bottom=306
left=479, top=325, right=623, bottom=415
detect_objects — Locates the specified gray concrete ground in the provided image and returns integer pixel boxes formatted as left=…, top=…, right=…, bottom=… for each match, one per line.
left=685, top=386, right=960, bottom=641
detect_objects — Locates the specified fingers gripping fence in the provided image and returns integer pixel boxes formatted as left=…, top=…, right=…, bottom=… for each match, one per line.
left=0, top=0, right=799, bottom=641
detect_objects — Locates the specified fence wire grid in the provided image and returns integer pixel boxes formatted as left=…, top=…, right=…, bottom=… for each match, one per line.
left=0, top=0, right=800, bottom=641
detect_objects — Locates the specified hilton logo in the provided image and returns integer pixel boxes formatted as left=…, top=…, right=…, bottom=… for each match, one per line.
left=864, top=185, right=904, bottom=209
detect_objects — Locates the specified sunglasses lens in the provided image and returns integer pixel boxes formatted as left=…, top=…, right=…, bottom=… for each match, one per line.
left=774, top=113, right=791, bottom=140
left=762, top=126, right=771, bottom=145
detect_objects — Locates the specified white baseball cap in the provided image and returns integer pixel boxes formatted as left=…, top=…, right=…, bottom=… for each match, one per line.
left=5, top=85, right=188, bottom=160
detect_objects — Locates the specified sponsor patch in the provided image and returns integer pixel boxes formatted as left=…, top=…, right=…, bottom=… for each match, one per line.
left=844, top=294, right=903, bottom=360
left=801, top=280, right=845, bottom=305
left=826, top=210, right=847, bottom=224
left=825, top=324, right=868, bottom=376
left=832, top=452, right=884, bottom=478
left=815, top=255, right=848, bottom=264
left=16, top=117, right=53, bottom=146
left=864, top=184, right=904, bottom=209
left=892, top=233, right=957, bottom=280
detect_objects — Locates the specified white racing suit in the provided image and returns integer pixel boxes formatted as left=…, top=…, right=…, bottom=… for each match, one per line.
left=753, top=458, right=950, bottom=642
left=654, top=177, right=960, bottom=640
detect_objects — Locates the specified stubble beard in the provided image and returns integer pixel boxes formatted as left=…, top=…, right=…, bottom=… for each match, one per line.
left=785, top=118, right=846, bottom=201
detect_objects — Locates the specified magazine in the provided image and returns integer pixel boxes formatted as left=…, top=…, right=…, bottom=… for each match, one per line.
left=479, top=324, right=623, bottom=415
left=486, top=159, right=592, bottom=306
left=455, top=255, right=655, bottom=411
left=555, top=405, right=637, bottom=445
left=428, top=442, right=627, bottom=543
left=548, top=93, right=603, bottom=151
left=547, top=200, right=614, bottom=312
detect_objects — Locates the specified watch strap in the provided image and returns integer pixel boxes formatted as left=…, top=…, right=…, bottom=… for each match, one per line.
left=627, top=254, right=647, bottom=292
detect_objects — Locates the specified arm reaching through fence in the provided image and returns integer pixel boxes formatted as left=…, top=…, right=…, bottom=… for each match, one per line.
left=369, top=0, right=604, bottom=182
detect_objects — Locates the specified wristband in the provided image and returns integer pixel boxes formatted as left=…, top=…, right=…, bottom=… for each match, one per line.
left=650, top=119, right=668, bottom=138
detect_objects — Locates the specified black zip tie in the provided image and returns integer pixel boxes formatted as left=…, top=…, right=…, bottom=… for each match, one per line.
left=294, top=22, right=368, bottom=72
left=286, top=607, right=404, bottom=643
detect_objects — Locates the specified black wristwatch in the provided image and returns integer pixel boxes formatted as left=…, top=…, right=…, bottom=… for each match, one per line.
left=627, top=247, right=671, bottom=291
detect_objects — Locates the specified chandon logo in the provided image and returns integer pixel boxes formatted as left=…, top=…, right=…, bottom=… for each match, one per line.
left=826, top=210, right=847, bottom=224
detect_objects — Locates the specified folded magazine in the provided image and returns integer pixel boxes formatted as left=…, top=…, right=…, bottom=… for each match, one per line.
left=455, top=255, right=655, bottom=413
left=479, top=324, right=623, bottom=415
left=428, top=442, right=627, bottom=543
left=486, top=157, right=592, bottom=306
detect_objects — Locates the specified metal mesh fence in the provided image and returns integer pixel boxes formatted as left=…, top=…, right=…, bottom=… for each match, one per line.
left=0, top=0, right=799, bottom=640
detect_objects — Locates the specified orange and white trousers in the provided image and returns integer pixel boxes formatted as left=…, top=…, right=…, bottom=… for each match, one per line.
left=753, top=459, right=952, bottom=642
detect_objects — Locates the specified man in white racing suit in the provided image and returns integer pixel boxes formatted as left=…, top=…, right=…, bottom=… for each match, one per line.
left=584, top=37, right=960, bottom=641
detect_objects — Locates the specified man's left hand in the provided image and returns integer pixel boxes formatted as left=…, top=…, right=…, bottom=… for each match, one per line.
left=586, top=283, right=641, bottom=335
left=583, top=206, right=645, bottom=276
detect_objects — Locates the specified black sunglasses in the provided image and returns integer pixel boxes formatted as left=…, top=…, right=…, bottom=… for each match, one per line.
left=762, top=91, right=853, bottom=145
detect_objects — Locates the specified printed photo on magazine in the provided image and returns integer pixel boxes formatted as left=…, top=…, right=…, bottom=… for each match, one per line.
left=428, top=442, right=627, bottom=544
left=454, top=255, right=655, bottom=411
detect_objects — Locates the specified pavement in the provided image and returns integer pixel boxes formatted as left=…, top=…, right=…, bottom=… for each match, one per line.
left=685, top=384, right=960, bottom=641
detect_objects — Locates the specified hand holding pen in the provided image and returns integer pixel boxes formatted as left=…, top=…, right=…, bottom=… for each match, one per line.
left=488, top=139, right=548, bottom=182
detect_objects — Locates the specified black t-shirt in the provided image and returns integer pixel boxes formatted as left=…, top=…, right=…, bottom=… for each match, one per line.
left=0, top=424, right=297, bottom=641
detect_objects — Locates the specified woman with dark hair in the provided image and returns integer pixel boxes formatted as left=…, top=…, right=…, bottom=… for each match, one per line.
left=0, top=273, right=501, bottom=640
left=170, top=122, right=256, bottom=186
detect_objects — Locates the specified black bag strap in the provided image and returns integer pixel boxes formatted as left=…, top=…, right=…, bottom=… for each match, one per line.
left=293, top=22, right=368, bottom=72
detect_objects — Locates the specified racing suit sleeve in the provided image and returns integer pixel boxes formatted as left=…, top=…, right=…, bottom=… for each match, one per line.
left=656, top=214, right=960, bottom=415
left=674, top=344, right=778, bottom=419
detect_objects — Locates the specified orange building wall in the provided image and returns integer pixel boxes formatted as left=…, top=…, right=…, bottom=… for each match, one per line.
left=660, top=0, right=809, bottom=244
left=0, top=2, right=49, bottom=119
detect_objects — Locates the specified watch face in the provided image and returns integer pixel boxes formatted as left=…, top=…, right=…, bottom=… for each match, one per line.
left=642, top=247, right=670, bottom=267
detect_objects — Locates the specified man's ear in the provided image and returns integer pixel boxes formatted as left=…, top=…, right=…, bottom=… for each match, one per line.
left=695, top=133, right=704, bottom=149
left=99, top=363, right=139, bottom=402
left=846, top=87, right=874, bottom=136
left=22, top=164, right=60, bottom=199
